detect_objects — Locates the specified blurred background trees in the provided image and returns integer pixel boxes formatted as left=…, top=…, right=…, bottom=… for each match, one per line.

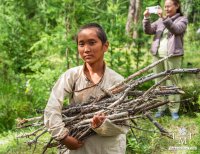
left=0, top=0, right=199, bottom=153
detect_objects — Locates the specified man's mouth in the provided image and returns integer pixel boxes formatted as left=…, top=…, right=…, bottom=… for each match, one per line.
left=84, top=55, right=93, bottom=59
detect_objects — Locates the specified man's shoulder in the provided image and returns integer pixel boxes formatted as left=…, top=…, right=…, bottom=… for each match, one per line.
left=64, top=65, right=83, bottom=74
left=61, top=66, right=83, bottom=81
left=105, top=67, right=124, bottom=81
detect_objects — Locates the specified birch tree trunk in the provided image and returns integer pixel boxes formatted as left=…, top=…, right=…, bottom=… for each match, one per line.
left=125, top=0, right=141, bottom=39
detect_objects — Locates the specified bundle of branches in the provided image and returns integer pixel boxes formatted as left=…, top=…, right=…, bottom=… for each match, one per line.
left=16, top=56, right=200, bottom=154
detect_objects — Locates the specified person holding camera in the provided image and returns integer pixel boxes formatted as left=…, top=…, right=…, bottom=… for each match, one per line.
left=143, top=0, right=188, bottom=120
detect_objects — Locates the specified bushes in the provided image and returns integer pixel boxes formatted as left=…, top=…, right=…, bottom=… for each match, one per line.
left=0, top=76, right=32, bottom=132
left=180, top=77, right=200, bottom=114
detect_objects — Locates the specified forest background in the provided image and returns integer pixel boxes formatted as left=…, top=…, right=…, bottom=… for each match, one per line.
left=0, top=0, right=200, bottom=153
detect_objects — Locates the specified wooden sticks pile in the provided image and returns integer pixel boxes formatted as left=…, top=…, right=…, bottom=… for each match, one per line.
left=16, top=56, right=200, bottom=153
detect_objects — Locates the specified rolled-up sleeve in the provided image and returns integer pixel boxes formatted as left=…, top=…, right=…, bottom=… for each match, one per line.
left=92, top=119, right=129, bottom=137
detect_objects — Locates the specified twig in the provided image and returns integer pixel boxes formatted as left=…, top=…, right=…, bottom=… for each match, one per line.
left=145, top=113, right=172, bottom=138
left=17, top=127, right=45, bottom=138
left=42, top=137, right=55, bottom=154
left=109, top=55, right=172, bottom=93
left=16, top=63, right=199, bottom=152
left=27, top=129, right=48, bottom=146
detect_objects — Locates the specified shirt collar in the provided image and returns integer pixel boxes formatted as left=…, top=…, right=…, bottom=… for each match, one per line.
left=82, top=62, right=106, bottom=85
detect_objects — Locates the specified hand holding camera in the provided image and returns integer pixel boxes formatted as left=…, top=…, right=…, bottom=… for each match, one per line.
left=147, top=6, right=160, bottom=14
left=144, top=5, right=164, bottom=18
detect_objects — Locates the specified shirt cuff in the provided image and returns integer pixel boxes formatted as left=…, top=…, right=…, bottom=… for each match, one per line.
left=92, top=119, right=128, bottom=136
left=52, top=127, right=69, bottom=141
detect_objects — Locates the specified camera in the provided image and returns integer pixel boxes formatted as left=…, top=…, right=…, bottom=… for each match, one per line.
left=147, top=5, right=160, bottom=14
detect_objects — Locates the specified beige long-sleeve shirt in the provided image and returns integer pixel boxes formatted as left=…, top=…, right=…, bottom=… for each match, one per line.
left=44, top=65, right=129, bottom=154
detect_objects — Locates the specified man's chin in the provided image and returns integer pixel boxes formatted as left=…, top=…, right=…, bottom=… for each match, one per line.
left=85, top=60, right=94, bottom=64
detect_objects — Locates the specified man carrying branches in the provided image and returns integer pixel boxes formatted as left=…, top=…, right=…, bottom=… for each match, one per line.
left=44, top=23, right=129, bottom=154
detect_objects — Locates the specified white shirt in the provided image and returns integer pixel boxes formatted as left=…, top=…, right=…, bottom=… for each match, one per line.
left=44, top=65, right=128, bottom=154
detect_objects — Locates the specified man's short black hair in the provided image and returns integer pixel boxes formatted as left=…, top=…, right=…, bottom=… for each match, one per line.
left=76, top=23, right=107, bottom=44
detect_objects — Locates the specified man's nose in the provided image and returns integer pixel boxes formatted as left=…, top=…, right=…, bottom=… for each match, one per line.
left=84, top=45, right=90, bottom=52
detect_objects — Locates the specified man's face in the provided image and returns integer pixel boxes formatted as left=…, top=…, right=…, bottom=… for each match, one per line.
left=77, top=28, right=108, bottom=65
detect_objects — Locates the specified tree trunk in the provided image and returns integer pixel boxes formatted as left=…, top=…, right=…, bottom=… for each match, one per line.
left=182, top=0, right=192, bottom=18
left=65, top=17, right=70, bottom=69
left=125, top=0, right=141, bottom=39
left=132, top=0, right=140, bottom=39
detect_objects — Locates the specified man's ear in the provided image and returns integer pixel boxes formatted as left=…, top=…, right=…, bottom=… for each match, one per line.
left=103, top=41, right=109, bottom=53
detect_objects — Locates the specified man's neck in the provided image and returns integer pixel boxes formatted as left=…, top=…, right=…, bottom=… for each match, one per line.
left=84, top=61, right=105, bottom=84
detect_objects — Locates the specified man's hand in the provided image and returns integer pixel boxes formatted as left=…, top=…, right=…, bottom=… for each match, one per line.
left=60, top=135, right=83, bottom=150
left=143, top=9, right=150, bottom=18
left=157, top=7, right=164, bottom=18
left=91, top=113, right=106, bottom=128
left=157, top=7, right=167, bottom=19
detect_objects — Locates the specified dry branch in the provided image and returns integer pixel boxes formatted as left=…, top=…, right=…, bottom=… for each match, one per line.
left=16, top=56, right=200, bottom=153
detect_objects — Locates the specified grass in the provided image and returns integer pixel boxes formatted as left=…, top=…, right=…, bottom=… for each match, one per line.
left=1, top=113, right=199, bottom=154
left=0, top=130, right=57, bottom=154
left=126, top=112, right=200, bottom=154
left=183, top=25, right=200, bottom=69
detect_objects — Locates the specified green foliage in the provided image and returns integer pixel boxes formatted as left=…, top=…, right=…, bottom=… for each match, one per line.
left=182, top=0, right=200, bottom=24
left=126, top=114, right=200, bottom=154
left=0, top=130, right=57, bottom=154
left=0, top=0, right=199, bottom=153
left=0, top=76, right=35, bottom=132
left=180, top=77, right=200, bottom=114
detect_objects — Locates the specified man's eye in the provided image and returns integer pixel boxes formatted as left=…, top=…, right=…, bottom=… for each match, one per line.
left=78, top=43, right=84, bottom=47
left=89, top=41, right=96, bottom=45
